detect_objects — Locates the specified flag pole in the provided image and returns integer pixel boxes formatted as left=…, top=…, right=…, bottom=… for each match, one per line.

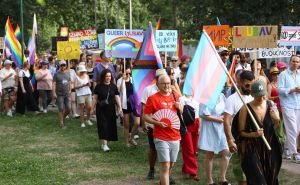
left=204, top=30, right=271, bottom=150
left=164, top=51, right=167, bottom=67
left=123, top=24, right=126, bottom=73
left=20, top=0, right=24, bottom=65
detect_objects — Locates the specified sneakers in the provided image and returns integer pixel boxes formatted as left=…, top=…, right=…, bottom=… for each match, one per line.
left=6, top=110, right=12, bottom=117
left=86, top=120, right=93, bottom=126
left=73, top=113, right=80, bottom=118
left=43, top=109, right=47, bottom=113
left=292, top=153, right=300, bottom=164
left=283, top=149, right=292, bottom=160
left=81, top=123, right=86, bottom=128
left=146, top=169, right=155, bottom=180
left=133, top=135, right=139, bottom=140
left=60, top=123, right=67, bottom=129
left=101, top=144, right=110, bottom=152
left=130, top=139, right=138, bottom=146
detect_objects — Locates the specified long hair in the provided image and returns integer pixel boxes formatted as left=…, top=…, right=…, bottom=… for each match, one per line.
left=99, top=69, right=114, bottom=84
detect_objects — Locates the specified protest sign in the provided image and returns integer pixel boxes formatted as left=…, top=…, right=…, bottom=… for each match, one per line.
left=155, top=30, right=178, bottom=52
left=279, top=26, right=300, bottom=46
left=105, top=29, right=144, bottom=58
left=51, top=37, right=68, bottom=51
left=258, top=45, right=295, bottom=58
left=98, top=34, right=105, bottom=49
left=0, top=37, right=4, bottom=49
left=233, top=26, right=277, bottom=48
left=60, top=27, right=68, bottom=37
left=57, top=41, right=80, bottom=60
left=69, top=28, right=98, bottom=50
left=203, top=25, right=230, bottom=46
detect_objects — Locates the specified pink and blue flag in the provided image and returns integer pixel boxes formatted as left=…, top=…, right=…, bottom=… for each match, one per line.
left=183, top=31, right=227, bottom=109
left=28, top=14, right=37, bottom=65
left=132, top=22, right=163, bottom=116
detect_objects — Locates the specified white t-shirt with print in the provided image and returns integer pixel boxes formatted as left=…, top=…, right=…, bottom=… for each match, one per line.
left=0, top=68, right=16, bottom=89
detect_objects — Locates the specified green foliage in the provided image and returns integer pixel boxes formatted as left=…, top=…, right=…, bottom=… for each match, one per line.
left=0, top=0, right=300, bottom=52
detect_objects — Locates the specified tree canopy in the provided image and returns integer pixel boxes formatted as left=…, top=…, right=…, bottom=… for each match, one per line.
left=1, top=0, right=299, bottom=52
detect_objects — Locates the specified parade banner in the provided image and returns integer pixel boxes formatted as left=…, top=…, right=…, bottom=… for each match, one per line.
left=105, top=29, right=144, bottom=58
left=155, top=30, right=178, bottom=52
left=57, top=41, right=80, bottom=60
left=68, top=28, right=98, bottom=50
left=52, top=37, right=68, bottom=51
left=98, top=34, right=105, bottom=49
left=233, top=26, right=277, bottom=48
left=0, top=37, right=4, bottom=49
left=279, top=26, right=300, bottom=46
left=203, top=25, right=230, bottom=46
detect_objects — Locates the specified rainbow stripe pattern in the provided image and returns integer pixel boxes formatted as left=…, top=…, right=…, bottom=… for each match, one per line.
left=15, top=24, right=21, bottom=41
left=28, top=14, right=37, bottom=65
left=132, top=22, right=163, bottom=116
left=5, top=17, right=23, bottom=68
left=183, top=31, right=227, bottom=109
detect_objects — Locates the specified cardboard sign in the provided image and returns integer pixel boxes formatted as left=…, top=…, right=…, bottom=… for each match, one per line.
left=233, top=26, right=277, bottom=48
left=105, top=29, right=144, bottom=58
left=69, top=28, right=98, bottom=50
left=258, top=45, right=295, bottom=58
left=279, top=26, right=300, bottom=46
left=98, top=34, right=105, bottom=49
left=203, top=25, right=230, bottom=46
left=155, top=30, right=178, bottom=52
left=57, top=41, right=80, bottom=60
left=0, top=37, right=4, bottom=49
left=51, top=37, right=68, bottom=51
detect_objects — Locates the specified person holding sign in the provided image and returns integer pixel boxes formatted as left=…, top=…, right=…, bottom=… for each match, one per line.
left=238, top=80, right=282, bottom=185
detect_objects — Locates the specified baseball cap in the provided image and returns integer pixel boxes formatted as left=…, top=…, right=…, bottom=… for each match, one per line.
left=218, top=47, right=229, bottom=53
left=171, top=56, right=178, bottom=61
left=59, top=60, right=67, bottom=66
left=41, top=60, right=49, bottom=65
left=4, top=60, right=12, bottom=65
left=251, top=80, right=267, bottom=97
left=155, top=68, right=167, bottom=77
left=277, top=61, right=287, bottom=69
left=269, top=67, right=279, bottom=75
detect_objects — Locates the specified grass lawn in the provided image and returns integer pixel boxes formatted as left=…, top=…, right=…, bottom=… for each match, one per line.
left=0, top=112, right=300, bottom=185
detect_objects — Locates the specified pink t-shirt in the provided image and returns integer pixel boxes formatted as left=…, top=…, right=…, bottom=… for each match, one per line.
left=35, top=69, right=53, bottom=90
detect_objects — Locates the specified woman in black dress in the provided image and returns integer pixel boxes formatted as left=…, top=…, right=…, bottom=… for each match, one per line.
left=92, top=69, right=122, bottom=152
left=238, top=80, right=282, bottom=185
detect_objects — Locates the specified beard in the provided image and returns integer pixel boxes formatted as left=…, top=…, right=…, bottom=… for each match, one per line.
left=241, top=86, right=251, bottom=95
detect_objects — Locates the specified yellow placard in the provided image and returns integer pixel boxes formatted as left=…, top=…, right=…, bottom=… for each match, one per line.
left=57, top=41, right=80, bottom=60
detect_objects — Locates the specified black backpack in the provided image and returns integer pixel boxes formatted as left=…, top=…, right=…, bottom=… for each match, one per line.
left=182, top=104, right=195, bottom=126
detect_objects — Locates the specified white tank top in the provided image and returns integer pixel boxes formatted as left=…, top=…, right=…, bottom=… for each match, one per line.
left=76, top=75, right=91, bottom=96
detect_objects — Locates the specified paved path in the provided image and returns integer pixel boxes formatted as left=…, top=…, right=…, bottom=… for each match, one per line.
left=281, top=159, right=300, bottom=174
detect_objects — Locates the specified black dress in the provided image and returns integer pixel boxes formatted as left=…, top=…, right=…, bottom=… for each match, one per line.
left=16, top=71, right=39, bottom=114
left=94, top=83, right=119, bottom=141
left=239, top=102, right=282, bottom=185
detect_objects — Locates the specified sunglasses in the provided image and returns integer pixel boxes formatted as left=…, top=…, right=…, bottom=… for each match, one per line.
left=244, top=84, right=251, bottom=88
left=221, top=53, right=229, bottom=56
left=126, top=73, right=131, bottom=75
left=169, top=72, right=174, bottom=75
left=60, top=64, right=66, bottom=67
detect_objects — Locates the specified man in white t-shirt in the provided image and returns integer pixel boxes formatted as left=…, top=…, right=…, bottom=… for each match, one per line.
left=170, top=56, right=180, bottom=83
left=223, top=70, right=254, bottom=185
left=141, top=68, right=167, bottom=180
left=0, top=60, right=17, bottom=116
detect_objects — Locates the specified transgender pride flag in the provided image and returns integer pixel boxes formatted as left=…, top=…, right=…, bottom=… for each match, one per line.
left=183, top=31, right=227, bottom=109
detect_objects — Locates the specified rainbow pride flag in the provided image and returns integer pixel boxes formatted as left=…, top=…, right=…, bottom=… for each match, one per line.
left=15, top=24, right=21, bottom=41
left=5, top=17, right=22, bottom=68
left=183, top=31, right=227, bottom=109
left=132, top=22, right=163, bottom=116
left=176, top=35, right=182, bottom=59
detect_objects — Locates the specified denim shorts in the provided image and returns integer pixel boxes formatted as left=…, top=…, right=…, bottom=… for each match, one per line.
left=57, top=95, right=71, bottom=112
left=154, top=138, right=180, bottom=162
